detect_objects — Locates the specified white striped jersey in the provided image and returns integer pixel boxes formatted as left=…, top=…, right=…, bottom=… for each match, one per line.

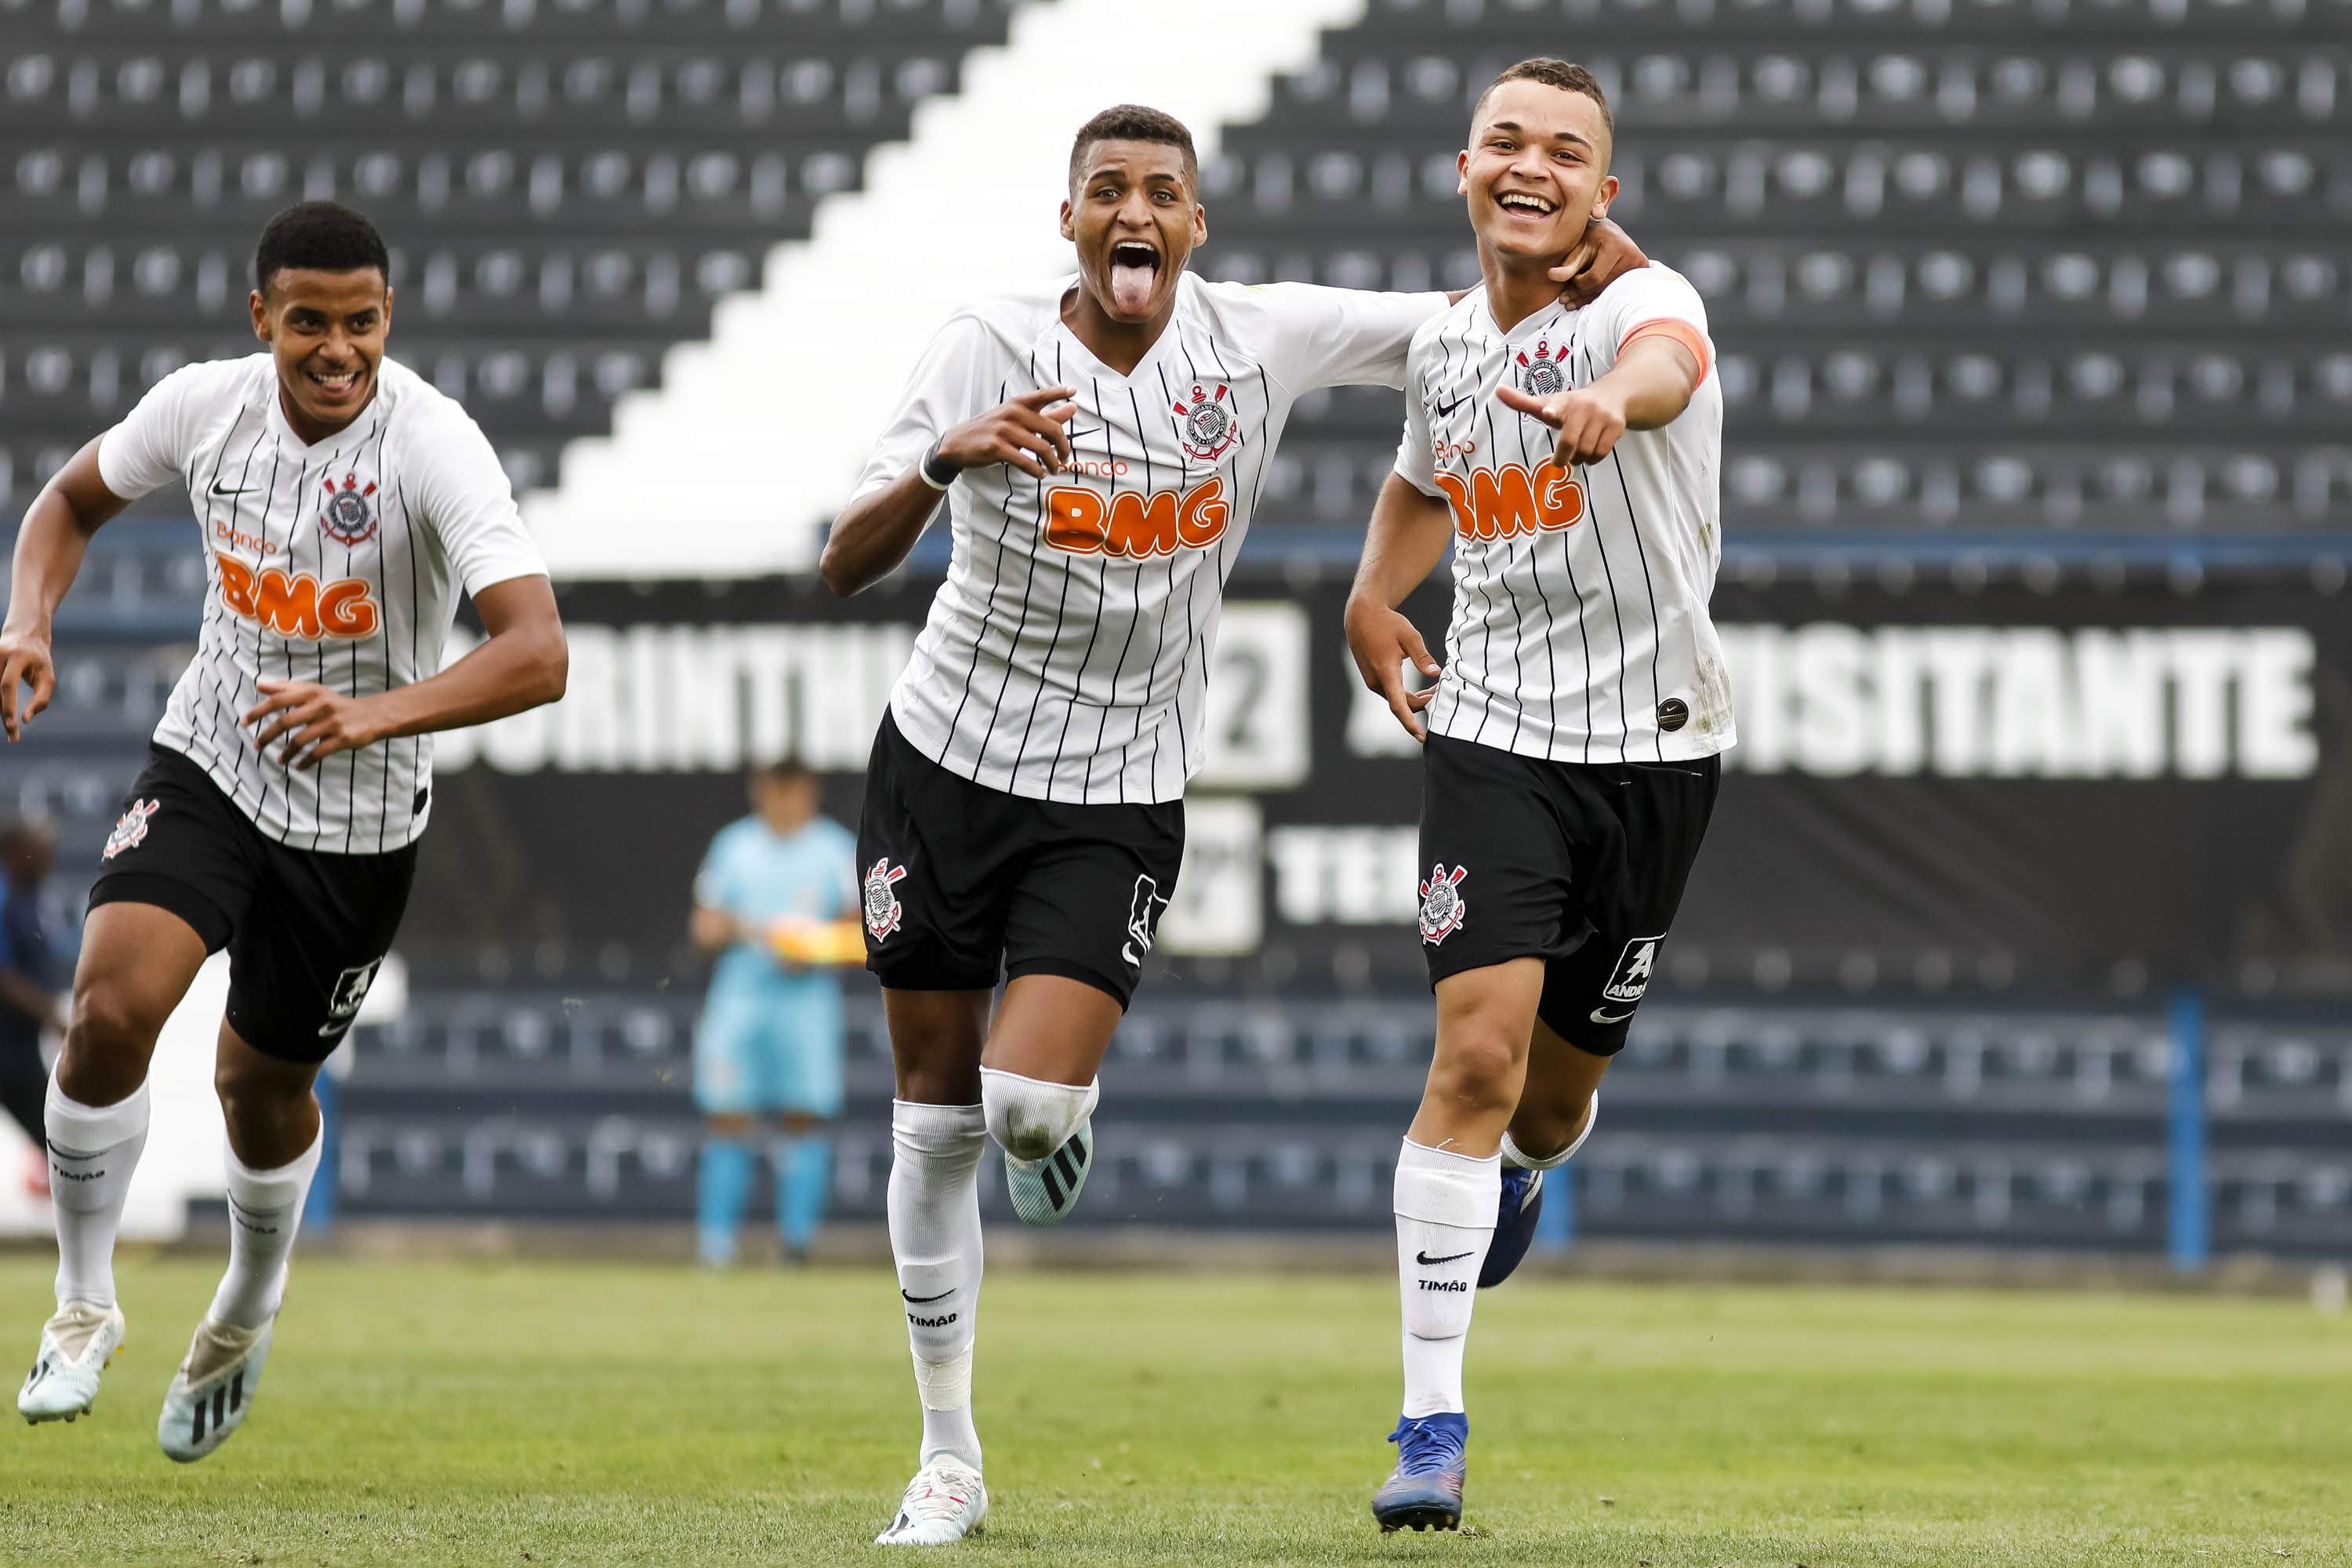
left=857, top=272, right=1444, bottom=804
left=96, top=354, right=548, bottom=854
left=1394, top=264, right=1736, bottom=764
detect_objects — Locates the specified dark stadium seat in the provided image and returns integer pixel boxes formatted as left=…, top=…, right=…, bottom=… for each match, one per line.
left=0, top=0, right=1021, bottom=521
left=1198, top=0, right=2352, bottom=532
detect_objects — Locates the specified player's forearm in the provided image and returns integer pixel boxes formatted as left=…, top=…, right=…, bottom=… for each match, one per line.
left=4, top=485, right=103, bottom=638
left=358, top=617, right=568, bottom=742
left=1598, top=338, right=1701, bottom=431
left=1348, top=475, right=1454, bottom=612
left=819, top=471, right=943, bottom=598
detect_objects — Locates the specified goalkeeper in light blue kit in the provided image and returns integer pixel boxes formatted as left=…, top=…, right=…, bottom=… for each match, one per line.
left=688, top=758, right=860, bottom=1265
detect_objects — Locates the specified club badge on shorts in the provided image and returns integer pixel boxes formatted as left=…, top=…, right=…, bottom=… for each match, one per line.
left=862, top=856, right=909, bottom=940
left=1417, top=862, right=1468, bottom=946
left=101, top=798, right=160, bottom=861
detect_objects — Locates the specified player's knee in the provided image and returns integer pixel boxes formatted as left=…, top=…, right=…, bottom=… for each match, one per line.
left=981, top=1070, right=1092, bottom=1163
left=1428, top=1027, right=1526, bottom=1116
left=1512, top=1092, right=1590, bottom=1158
left=58, top=986, right=167, bottom=1099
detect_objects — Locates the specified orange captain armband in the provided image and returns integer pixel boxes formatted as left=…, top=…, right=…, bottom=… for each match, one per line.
left=1617, top=318, right=1712, bottom=389
left=767, top=917, right=866, bottom=966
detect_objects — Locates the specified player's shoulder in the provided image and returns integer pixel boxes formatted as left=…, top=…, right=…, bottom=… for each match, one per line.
left=1409, top=287, right=1483, bottom=357
left=147, top=352, right=271, bottom=408
left=932, top=283, right=1065, bottom=354
left=1588, top=261, right=1707, bottom=316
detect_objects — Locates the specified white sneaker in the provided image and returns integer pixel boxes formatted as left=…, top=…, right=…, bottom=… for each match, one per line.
left=156, top=1316, right=273, bottom=1463
left=875, top=1455, right=989, bottom=1545
left=19, top=1300, right=126, bottom=1423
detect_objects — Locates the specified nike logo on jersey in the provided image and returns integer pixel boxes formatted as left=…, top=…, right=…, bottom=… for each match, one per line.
left=1064, top=425, right=1104, bottom=442
left=1590, top=1007, right=1635, bottom=1025
left=901, top=1288, right=953, bottom=1304
left=1416, top=1249, right=1472, bottom=1266
left=209, top=481, right=260, bottom=497
left=1434, top=395, right=1468, bottom=418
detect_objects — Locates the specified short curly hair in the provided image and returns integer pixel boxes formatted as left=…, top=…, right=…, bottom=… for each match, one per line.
left=1068, top=103, right=1198, bottom=191
left=254, top=201, right=390, bottom=294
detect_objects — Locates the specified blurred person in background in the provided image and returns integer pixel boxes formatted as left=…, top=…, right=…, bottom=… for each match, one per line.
left=688, top=758, right=860, bottom=1267
left=0, top=815, right=66, bottom=1193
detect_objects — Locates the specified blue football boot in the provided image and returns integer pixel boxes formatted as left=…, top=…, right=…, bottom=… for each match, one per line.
left=1371, top=1411, right=1468, bottom=1533
left=1478, top=1164, right=1544, bottom=1289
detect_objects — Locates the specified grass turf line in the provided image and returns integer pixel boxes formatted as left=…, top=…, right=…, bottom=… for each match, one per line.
left=5, top=1256, right=2348, bottom=1566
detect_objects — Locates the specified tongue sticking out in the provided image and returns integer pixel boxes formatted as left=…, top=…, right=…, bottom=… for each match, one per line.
left=1110, top=259, right=1156, bottom=315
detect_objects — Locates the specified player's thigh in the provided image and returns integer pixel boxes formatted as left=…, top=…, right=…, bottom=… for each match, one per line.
left=1536, top=757, right=1722, bottom=1053
left=74, top=746, right=260, bottom=1058
left=226, top=838, right=416, bottom=1066
left=692, top=985, right=769, bottom=1116
left=996, top=795, right=1185, bottom=1023
left=1416, top=734, right=1582, bottom=992
left=882, top=987, right=991, bottom=1105
left=1518, top=1011, right=1613, bottom=1131
left=855, top=712, right=1014, bottom=996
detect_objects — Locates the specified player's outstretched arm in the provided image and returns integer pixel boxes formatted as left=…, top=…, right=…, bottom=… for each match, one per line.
left=1495, top=336, right=1701, bottom=469
left=819, top=386, right=1079, bottom=597
left=1343, top=474, right=1455, bottom=742
left=2, top=437, right=136, bottom=742
left=244, top=574, right=567, bottom=769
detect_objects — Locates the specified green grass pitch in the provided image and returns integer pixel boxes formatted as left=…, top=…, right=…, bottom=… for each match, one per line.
left=5, top=1254, right=2348, bottom=1566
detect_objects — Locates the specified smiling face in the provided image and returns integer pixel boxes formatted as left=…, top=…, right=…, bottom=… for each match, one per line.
left=249, top=267, right=391, bottom=437
left=1061, top=139, right=1206, bottom=326
left=1458, top=78, right=1619, bottom=263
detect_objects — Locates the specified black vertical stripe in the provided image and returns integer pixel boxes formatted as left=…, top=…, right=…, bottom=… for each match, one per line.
left=1505, top=406, right=1560, bottom=760
left=974, top=346, right=1058, bottom=787
left=1477, top=401, right=1526, bottom=753
left=941, top=368, right=1020, bottom=768
left=1104, top=386, right=1156, bottom=801
left=1599, top=423, right=1670, bottom=764
left=200, top=406, right=270, bottom=755
left=399, top=472, right=423, bottom=848
left=367, top=419, right=395, bottom=851
left=1574, top=345, right=1634, bottom=759
left=240, top=434, right=287, bottom=823
left=340, top=414, right=388, bottom=853
left=1050, top=379, right=1112, bottom=801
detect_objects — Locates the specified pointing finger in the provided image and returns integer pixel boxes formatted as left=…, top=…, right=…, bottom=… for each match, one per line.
left=1496, top=386, right=1558, bottom=425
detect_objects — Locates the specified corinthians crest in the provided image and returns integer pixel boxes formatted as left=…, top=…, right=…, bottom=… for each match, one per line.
left=319, top=473, right=379, bottom=545
left=1417, top=862, right=1468, bottom=946
left=103, top=797, right=160, bottom=862
left=1171, top=382, right=1241, bottom=463
left=1514, top=339, right=1567, bottom=399
left=862, top=856, right=909, bottom=940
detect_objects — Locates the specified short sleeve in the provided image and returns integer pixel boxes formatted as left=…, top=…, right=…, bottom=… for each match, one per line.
left=96, top=364, right=209, bottom=502
left=848, top=313, right=1000, bottom=503
left=1391, top=349, right=1442, bottom=499
left=1254, top=285, right=1449, bottom=394
left=409, top=402, right=549, bottom=597
left=1585, top=267, right=1713, bottom=387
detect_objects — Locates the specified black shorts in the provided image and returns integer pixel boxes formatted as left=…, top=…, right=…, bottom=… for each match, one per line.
left=1417, top=734, right=1720, bottom=1055
left=86, top=744, right=417, bottom=1064
left=855, top=711, right=1184, bottom=1009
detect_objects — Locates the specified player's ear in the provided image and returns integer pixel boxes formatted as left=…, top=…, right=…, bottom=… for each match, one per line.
left=1588, top=173, right=1620, bottom=222
left=1190, top=202, right=1207, bottom=249
left=1058, top=198, right=1076, bottom=243
left=249, top=287, right=270, bottom=343
left=379, top=284, right=394, bottom=335
left=1456, top=148, right=1471, bottom=197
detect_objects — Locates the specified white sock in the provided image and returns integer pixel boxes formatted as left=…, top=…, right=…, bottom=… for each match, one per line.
left=45, top=1076, right=151, bottom=1310
left=978, top=1067, right=1097, bottom=1167
left=1394, top=1137, right=1499, bottom=1418
left=209, top=1131, right=322, bottom=1330
left=889, top=1100, right=986, bottom=1470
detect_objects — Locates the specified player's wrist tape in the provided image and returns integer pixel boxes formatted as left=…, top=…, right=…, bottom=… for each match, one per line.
left=918, top=441, right=958, bottom=491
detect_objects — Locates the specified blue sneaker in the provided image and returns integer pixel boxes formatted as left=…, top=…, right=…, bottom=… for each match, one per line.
left=1371, top=1411, right=1468, bottom=1533
left=1478, top=1164, right=1544, bottom=1289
